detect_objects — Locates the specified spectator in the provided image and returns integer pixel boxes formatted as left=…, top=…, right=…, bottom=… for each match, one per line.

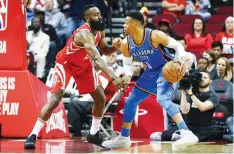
left=161, top=0, right=186, bottom=18
left=28, top=11, right=58, bottom=77
left=185, top=0, right=211, bottom=21
left=140, top=6, right=155, bottom=29
left=202, top=50, right=217, bottom=79
left=213, top=57, right=233, bottom=82
left=44, top=0, right=67, bottom=47
left=28, top=0, right=58, bottom=11
left=228, top=58, right=234, bottom=72
left=215, top=16, right=234, bottom=55
left=223, top=116, right=234, bottom=143
left=185, top=18, right=213, bottom=59
left=177, top=37, right=197, bottom=71
left=212, top=41, right=223, bottom=60
left=158, top=19, right=179, bottom=39
left=27, top=16, right=50, bottom=80
left=131, top=60, right=144, bottom=82
left=102, top=52, right=126, bottom=78
left=196, top=57, right=209, bottom=72
left=151, top=71, right=219, bottom=142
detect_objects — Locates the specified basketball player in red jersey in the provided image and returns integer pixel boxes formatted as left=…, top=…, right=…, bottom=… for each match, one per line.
left=24, top=4, right=126, bottom=149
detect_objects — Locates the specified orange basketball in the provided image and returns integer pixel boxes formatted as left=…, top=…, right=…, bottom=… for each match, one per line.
left=162, top=61, right=186, bottom=83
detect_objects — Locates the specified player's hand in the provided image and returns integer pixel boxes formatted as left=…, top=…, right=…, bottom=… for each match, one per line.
left=112, top=77, right=126, bottom=89
left=112, top=37, right=122, bottom=50
left=174, top=60, right=187, bottom=76
left=122, top=75, right=131, bottom=85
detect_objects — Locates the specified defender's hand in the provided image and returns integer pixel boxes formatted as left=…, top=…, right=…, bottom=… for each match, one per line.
left=112, top=37, right=122, bottom=50
left=112, top=77, right=126, bottom=89
left=121, top=75, right=131, bottom=88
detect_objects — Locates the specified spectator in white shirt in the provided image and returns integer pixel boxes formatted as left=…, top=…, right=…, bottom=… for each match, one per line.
left=27, top=16, right=50, bottom=80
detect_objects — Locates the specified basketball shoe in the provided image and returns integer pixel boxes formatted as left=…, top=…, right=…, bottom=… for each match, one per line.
left=150, top=132, right=162, bottom=141
left=24, top=134, right=36, bottom=149
left=102, top=134, right=131, bottom=149
left=171, top=131, right=181, bottom=141
left=86, top=131, right=104, bottom=146
left=172, top=129, right=198, bottom=150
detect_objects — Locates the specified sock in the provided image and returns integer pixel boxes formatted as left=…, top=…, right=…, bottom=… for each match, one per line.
left=177, top=121, right=188, bottom=130
left=121, top=127, right=130, bottom=137
left=29, top=118, right=46, bottom=137
left=90, top=116, right=102, bottom=135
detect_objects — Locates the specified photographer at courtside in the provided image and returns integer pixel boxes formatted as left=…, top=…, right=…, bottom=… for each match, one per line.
left=150, top=71, right=219, bottom=142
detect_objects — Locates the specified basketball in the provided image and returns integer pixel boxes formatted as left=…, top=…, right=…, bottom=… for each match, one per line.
left=162, top=61, right=186, bottom=83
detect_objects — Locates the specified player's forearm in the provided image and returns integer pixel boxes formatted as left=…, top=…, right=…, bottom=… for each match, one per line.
left=190, top=95, right=207, bottom=112
left=102, top=45, right=117, bottom=56
left=180, top=92, right=190, bottom=114
left=84, top=44, right=117, bottom=80
left=166, top=37, right=186, bottom=59
left=94, top=57, right=117, bottom=79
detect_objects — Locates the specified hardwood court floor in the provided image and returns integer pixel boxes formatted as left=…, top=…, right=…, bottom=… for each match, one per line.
left=0, top=137, right=233, bottom=153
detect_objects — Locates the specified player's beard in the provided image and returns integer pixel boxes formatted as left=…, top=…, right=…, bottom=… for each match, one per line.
left=89, top=19, right=105, bottom=31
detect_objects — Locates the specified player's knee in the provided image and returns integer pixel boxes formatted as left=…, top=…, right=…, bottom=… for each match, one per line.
left=156, top=97, right=171, bottom=110
left=95, top=95, right=106, bottom=107
left=48, top=90, right=63, bottom=110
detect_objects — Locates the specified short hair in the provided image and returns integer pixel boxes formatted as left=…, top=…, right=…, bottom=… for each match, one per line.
left=82, top=4, right=96, bottom=21
left=198, top=57, right=209, bottom=65
left=127, top=12, right=144, bottom=25
left=212, top=41, right=223, bottom=50
left=35, top=11, right=45, bottom=17
left=199, top=70, right=211, bottom=79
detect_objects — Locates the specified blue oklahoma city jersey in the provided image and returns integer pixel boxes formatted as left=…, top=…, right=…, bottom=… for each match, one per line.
left=129, top=28, right=172, bottom=71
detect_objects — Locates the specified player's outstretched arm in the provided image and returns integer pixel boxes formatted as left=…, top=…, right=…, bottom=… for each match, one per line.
left=98, top=31, right=118, bottom=56
left=74, top=31, right=125, bottom=89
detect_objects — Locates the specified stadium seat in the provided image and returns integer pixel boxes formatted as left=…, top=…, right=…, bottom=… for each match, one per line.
left=179, top=15, right=202, bottom=23
left=152, top=14, right=177, bottom=28
left=208, top=15, right=229, bottom=24
left=206, top=23, right=223, bottom=33
left=172, top=23, right=192, bottom=37
left=210, top=79, right=233, bottom=121
left=215, top=6, right=233, bottom=15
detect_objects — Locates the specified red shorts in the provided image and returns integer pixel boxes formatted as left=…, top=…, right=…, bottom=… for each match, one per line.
left=51, top=63, right=100, bottom=94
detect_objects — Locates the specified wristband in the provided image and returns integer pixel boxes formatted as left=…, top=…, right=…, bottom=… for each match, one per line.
left=189, top=94, right=194, bottom=97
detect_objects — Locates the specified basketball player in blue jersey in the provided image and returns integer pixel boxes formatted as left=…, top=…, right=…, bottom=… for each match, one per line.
left=102, top=12, right=198, bottom=149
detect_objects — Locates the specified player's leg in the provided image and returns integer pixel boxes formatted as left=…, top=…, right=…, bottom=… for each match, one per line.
left=24, top=63, right=71, bottom=149
left=74, top=67, right=107, bottom=146
left=86, top=85, right=106, bottom=146
left=102, top=86, right=150, bottom=148
left=156, top=72, right=198, bottom=149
